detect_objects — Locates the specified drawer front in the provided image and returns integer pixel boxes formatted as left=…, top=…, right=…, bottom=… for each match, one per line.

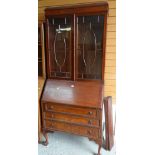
left=45, top=120, right=99, bottom=139
left=45, top=112, right=99, bottom=127
left=44, top=103, right=97, bottom=118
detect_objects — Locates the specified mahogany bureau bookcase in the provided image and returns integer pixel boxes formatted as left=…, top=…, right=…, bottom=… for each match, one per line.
left=40, top=2, right=111, bottom=155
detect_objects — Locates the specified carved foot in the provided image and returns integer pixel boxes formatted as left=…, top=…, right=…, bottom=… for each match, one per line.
left=41, top=141, right=49, bottom=146
left=39, top=131, right=48, bottom=146
left=38, top=140, right=49, bottom=145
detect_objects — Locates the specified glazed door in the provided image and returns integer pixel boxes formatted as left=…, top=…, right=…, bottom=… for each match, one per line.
left=46, top=15, right=74, bottom=79
left=76, top=14, right=105, bottom=80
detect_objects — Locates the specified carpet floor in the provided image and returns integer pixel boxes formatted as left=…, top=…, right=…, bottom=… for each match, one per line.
left=38, top=131, right=116, bottom=155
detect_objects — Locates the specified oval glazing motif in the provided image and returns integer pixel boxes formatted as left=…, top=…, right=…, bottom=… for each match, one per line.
left=53, top=32, right=66, bottom=69
left=83, top=29, right=97, bottom=67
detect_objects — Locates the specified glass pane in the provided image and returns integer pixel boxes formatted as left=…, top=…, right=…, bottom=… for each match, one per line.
left=76, top=15, right=104, bottom=80
left=48, top=16, right=72, bottom=79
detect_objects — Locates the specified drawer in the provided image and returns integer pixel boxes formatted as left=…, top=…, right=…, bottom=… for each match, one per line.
left=45, top=120, right=99, bottom=139
left=44, top=103, right=97, bottom=118
left=45, top=111, right=99, bottom=127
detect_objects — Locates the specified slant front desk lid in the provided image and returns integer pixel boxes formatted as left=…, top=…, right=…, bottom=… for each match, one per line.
left=41, top=79, right=104, bottom=108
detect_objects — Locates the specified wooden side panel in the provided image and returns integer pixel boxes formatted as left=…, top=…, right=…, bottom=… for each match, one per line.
left=109, top=9, right=116, bottom=16
left=107, top=25, right=116, bottom=32
left=107, top=17, right=116, bottom=24
left=107, top=32, right=116, bottom=39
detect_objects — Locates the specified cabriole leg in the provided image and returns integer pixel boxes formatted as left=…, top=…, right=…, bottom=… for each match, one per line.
left=98, top=144, right=102, bottom=155
left=42, top=131, right=49, bottom=146
left=95, top=139, right=102, bottom=155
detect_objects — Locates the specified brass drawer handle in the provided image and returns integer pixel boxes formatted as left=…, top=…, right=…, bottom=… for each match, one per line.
left=88, top=120, right=92, bottom=125
left=88, top=111, right=93, bottom=115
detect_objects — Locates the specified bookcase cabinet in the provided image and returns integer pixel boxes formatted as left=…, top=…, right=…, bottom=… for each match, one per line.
left=39, top=2, right=114, bottom=155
